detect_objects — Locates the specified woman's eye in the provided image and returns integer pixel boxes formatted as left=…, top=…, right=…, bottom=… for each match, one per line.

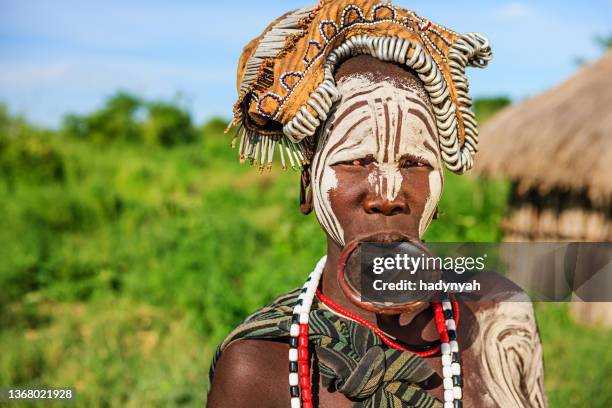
left=400, top=160, right=431, bottom=169
left=335, top=156, right=375, bottom=167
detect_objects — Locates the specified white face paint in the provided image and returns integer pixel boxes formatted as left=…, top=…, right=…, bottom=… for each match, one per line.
left=421, top=170, right=443, bottom=237
left=311, top=73, right=444, bottom=246
left=472, top=301, right=546, bottom=408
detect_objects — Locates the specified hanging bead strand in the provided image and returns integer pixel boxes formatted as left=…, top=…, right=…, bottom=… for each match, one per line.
left=288, top=256, right=326, bottom=408
left=439, top=293, right=462, bottom=408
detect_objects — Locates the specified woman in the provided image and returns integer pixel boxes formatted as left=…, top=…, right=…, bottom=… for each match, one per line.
left=208, top=1, right=545, bottom=407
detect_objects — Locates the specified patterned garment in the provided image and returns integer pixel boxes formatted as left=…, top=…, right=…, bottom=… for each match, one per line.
left=209, top=289, right=443, bottom=407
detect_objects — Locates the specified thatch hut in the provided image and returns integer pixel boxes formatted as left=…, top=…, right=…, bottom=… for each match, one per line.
left=474, top=51, right=612, bottom=326
left=475, top=51, right=612, bottom=241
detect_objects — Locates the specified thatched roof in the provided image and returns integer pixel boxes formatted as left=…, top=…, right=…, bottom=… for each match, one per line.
left=474, top=51, right=612, bottom=206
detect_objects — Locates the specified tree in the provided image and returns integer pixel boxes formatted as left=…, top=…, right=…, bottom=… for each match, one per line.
left=87, top=92, right=142, bottom=143
left=473, top=97, right=511, bottom=124
left=595, top=33, right=612, bottom=50
left=61, top=92, right=198, bottom=147
left=142, top=101, right=196, bottom=147
left=62, top=92, right=142, bottom=143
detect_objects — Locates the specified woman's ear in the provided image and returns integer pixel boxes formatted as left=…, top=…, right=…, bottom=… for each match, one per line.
left=300, top=165, right=314, bottom=215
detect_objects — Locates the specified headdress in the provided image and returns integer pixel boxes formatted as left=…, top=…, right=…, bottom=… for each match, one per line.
left=231, top=0, right=492, bottom=173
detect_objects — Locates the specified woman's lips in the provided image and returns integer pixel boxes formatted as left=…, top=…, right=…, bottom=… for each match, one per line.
left=348, top=230, right=418, bottom=244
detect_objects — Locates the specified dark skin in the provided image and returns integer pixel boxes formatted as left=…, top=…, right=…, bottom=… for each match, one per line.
left=208, top=57, right=523, bottom=408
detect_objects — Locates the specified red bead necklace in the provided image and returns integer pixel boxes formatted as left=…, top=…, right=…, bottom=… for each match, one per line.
left=315, top=289, right=459, bottom=358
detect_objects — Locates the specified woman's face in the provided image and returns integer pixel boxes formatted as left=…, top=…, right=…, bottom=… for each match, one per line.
left=311, top=60, right=444, bottom=247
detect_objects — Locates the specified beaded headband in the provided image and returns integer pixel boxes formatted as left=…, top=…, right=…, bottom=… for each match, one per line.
left=231, top=0, right=492, bottom=173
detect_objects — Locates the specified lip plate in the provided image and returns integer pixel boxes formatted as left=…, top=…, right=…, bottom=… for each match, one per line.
left=337, top=237, right=439, bottom=314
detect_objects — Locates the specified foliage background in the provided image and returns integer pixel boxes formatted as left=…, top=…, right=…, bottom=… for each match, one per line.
left=0, top=95, right=610, bottom=407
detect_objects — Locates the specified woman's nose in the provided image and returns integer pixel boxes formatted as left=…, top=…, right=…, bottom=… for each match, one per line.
left=363, top=194, right=407, bottom=216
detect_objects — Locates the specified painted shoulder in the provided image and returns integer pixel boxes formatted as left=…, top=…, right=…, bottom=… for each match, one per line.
left=469, top=282, right=547, bottom=408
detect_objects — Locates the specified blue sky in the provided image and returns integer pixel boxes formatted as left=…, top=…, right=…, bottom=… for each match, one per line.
left=0, top=0, right=610, bottom=127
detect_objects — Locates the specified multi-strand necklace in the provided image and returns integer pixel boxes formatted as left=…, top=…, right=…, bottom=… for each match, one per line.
left=288, top=257, right=463, bottom=408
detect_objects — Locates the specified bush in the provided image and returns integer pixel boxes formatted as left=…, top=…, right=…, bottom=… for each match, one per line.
left=0, top=104, right=65, bottom=186
left=201, top=117, right=229, bottom=137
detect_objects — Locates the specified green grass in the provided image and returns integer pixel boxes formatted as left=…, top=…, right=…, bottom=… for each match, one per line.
left=0, top=298, right=210, bottom=408
left=536, top=303, right=612, bottom=407
left=0, top=107, right=610, bottom=407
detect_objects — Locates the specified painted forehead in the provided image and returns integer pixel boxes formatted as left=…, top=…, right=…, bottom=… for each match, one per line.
left=321, top=73, right=440, bottom=166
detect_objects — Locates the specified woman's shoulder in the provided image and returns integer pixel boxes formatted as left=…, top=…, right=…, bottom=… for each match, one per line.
left=207, top=338, right=289, bottom=407
left=207, top=286, right=301, bottom=407
left=207, top=287, right=301, bottom=395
